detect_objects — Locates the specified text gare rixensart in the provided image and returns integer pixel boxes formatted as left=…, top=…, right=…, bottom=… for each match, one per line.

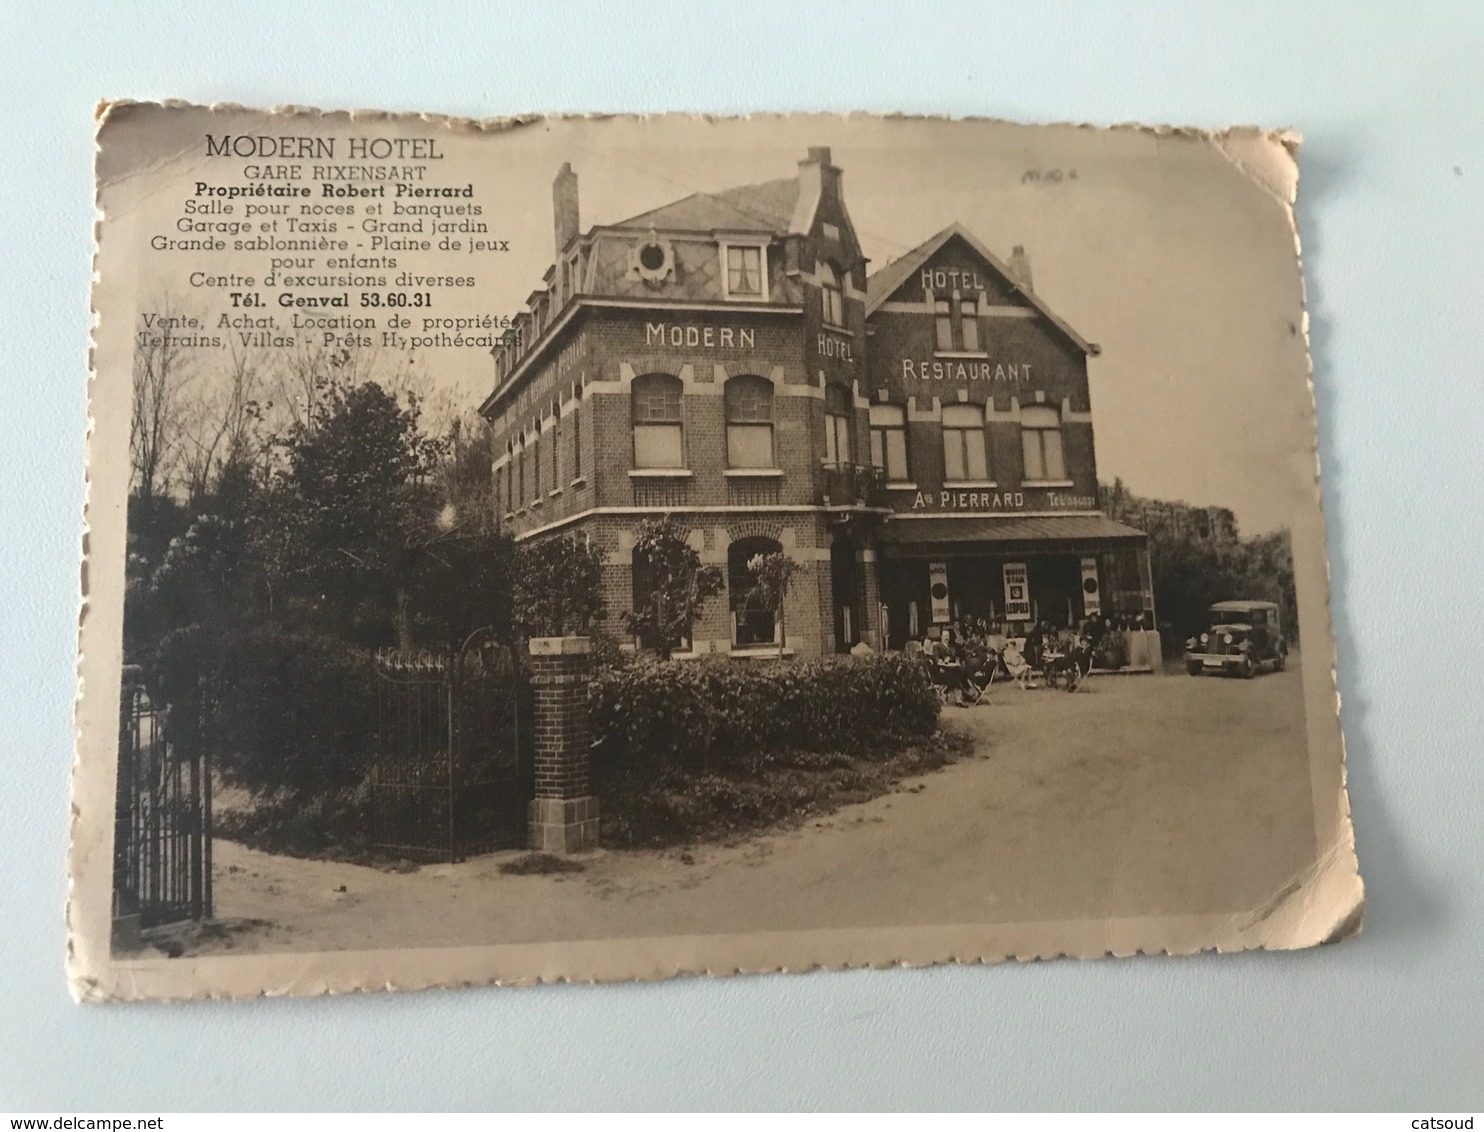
left=136, top=132, right=517, bottom=357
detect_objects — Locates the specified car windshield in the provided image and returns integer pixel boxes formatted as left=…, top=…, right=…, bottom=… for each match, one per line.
left=1210, top=609, right=1257, bottom=626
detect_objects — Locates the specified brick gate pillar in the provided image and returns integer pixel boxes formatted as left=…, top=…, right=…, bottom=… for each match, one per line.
left=527, top=636, right=600, bottom=853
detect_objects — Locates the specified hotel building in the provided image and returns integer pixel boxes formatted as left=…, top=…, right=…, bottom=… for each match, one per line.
left=480, top=148, right=1156, bottom=660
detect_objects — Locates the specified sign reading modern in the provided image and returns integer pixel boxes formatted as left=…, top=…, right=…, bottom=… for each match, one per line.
left=645, top=322, right=755, bottom=349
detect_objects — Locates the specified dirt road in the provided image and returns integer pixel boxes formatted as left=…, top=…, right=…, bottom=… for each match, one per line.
left=188, top=657, right=1318, bottom=956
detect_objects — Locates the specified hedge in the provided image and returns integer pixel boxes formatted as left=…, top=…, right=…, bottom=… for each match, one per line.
left=589, top=652, right=940, bottom=788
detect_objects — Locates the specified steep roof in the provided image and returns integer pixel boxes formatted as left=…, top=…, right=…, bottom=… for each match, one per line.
left=866, top=223, right=1098, bottom=356
left=615, top=177, right=801, bottom=234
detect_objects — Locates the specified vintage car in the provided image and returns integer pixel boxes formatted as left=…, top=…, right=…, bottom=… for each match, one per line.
left=1183, top=600, right=1287, bottom=677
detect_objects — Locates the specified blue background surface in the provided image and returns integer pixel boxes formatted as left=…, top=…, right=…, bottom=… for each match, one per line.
left=2, top=1, right=1480, bottom=1111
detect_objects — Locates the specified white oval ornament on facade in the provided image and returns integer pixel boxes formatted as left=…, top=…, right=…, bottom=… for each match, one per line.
left=630, top=228, right=675, bottom=287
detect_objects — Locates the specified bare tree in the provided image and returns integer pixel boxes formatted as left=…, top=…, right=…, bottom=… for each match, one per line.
left=179, top=339, right=269, bottom=503
left=130, top=301, right=196, bottom=501
left=264, top=336, right=449, bottom=438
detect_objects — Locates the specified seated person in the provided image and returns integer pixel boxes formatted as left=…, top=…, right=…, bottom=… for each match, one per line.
left=924, top=631, right=969, bottom=705
left=1001, top=638, right=1036, bottom=688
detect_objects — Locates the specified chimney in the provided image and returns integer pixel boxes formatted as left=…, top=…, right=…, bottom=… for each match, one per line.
left=1008, top=245, right=1033, bottom=291
left=796, top=146, right=842, bottom=238
left=553, top=162, right=579, bottom=255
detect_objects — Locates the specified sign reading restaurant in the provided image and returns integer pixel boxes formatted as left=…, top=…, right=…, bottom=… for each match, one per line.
left=902, top=358, right=1032, bottom=383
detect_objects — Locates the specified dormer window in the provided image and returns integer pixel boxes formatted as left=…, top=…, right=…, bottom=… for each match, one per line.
left=723, top=242, right=767, bottom=301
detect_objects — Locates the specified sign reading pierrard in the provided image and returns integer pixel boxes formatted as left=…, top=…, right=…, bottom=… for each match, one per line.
left=71, top=102, right=1360, bottom=1003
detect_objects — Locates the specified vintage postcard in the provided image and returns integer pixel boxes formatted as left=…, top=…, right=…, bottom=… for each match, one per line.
left=70, top=102, right=1362, bottom=1001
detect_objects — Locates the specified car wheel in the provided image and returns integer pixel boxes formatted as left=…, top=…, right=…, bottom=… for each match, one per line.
left=1186, top=661, right=1202, bottom=676
left=1274, top=649, right=1287, bottom=672
left=1240, top=655, right=1255, bottom=679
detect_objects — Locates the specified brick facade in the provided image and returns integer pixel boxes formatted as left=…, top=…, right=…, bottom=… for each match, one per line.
left=480, top=150, right=1154, bottom=659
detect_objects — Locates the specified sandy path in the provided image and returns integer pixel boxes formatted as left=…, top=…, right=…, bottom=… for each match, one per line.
left=189, top=658, right=1316, bottom=956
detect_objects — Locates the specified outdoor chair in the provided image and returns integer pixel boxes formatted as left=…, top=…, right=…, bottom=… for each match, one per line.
left=1001, top=642, right=1038, bottom=690
left=961, top=657, right=998, bottom=705
left=925, top=655, right=972, bottom=708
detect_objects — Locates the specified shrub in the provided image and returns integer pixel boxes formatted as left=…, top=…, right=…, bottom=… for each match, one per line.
left=589, top=652, right=940, bottom=790
left=157, top=624, right=380, bottom=799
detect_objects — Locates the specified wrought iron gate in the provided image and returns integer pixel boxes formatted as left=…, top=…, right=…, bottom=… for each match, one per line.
left=368, top=631, right=530, bottom=862
left=113, top=665, right=213, bottom=940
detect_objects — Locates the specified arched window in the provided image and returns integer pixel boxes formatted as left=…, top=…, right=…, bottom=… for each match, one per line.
left=631, top=545, right=690, bottom=653
left=1021, top=404, right=1066, bottom=481
left=725, top=375, right=775, bottom=468
left=631, top=373, right=684, bottom=468
left=869, top=403, right=909, bottom=481
left=820, top=262, right=844, bottom=327
left=942, top=403, right=988, bottom=482
left=728, top=535, right=783, bottom=647
left=824, top=383, right=854, bottom=466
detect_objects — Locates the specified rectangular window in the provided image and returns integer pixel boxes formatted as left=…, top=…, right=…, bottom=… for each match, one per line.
left=726, top=245, right=764, bottom=298
left=942, top=404, right=988, bottom=482
left=728, top=425, right=773, bottom=468
left=568, top=253, right=581, bottom=298
left=1020, top=405, right=1066, bottom=481
left=518, top=446, right=526, bottom=506
left=572, top=399, right=582, bottom=479
left=824, top=413, right=852, bottom=466
left=934, top=298, right=954, bottom=352
left=551, top=416, right=561, bottom=487
left=869, top=403, right=909, bottom=481
left=823, top=385, right=853, bottom=466
left=634, top=424, right=683, bottom=468
left=959, top=297, right=980, bottom=352
left=1043, top=429, right=1064, bottom=479
left=1022, top=429, right=1044, bottom=480
left=532, top=432, right=542, bottom=498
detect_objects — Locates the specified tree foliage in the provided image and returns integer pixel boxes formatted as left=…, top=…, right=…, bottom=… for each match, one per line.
left=514, top=535, right=606, bottom=638
left=1100, top=478, right=1299, bottom=650
left=745, top=550, right=803, bottom=656
left=624, top=516, right=724, bottom=659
